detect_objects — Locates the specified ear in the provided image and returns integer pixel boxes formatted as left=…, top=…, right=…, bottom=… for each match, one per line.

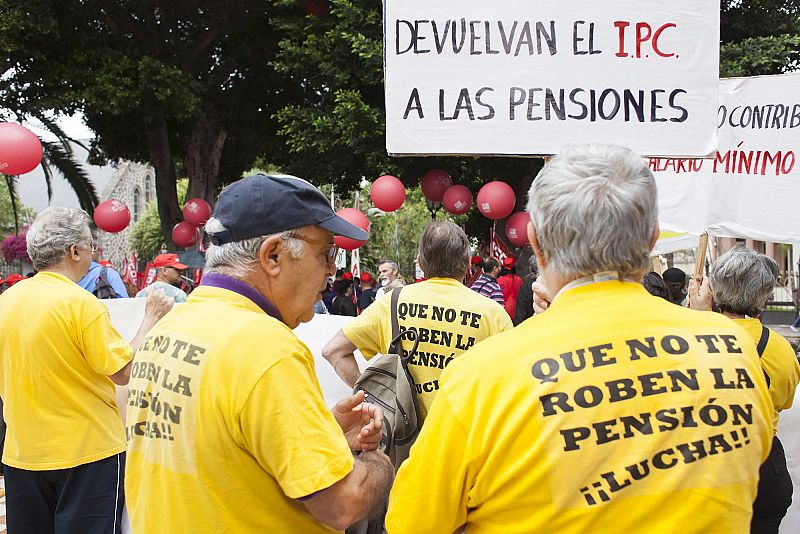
left=257, top=235, right=287, bottom=277
left=415, top=253, right=426, bottom=272
left=68, top=244, right=82, bottom=262
left=648, top=222, right=660, bottom=253
left=527, top=221, right=547, bottom=269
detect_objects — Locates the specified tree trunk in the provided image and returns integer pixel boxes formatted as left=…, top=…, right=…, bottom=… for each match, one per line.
left=185, top=115, right=227, bottom=207
left=147, top=113, right=181, bottom=251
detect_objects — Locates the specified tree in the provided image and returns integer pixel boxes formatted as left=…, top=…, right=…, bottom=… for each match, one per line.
left=1, top=0, right=303, bottom=249
left=130, top=180, right=189, bottom=258
left=271, top=0, right=540, bottom=242
left=720, top=0, right=800, bottom=77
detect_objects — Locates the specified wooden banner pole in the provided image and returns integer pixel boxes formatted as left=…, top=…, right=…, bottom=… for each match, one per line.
left=694, top=232, right=709, bottom=280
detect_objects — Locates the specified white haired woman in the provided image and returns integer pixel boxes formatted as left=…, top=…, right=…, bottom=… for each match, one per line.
left=690, top=245, right=800, bottom=533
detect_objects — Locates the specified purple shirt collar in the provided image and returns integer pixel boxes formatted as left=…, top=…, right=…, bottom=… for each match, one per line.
left=199, top=272, right=283, bottom=323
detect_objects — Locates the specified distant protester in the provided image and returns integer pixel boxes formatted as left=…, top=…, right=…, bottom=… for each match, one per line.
left=642, top=271, right=669, bottom=300
left=662, top=267, right=688, bottom=305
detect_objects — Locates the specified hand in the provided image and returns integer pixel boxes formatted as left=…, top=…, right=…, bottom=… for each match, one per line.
left=332, top=390, right=384, bottom=452
left=144, top=289, right=174, bottom=321
left=532, top=275, right=551, bottom=314
left=687, top=276, right=713, bottom=311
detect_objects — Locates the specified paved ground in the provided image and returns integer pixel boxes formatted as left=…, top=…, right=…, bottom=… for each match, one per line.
left=0, top=476, right=6, bottom=533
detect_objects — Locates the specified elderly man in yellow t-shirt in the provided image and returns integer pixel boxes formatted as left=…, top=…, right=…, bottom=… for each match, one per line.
left=0, top=207, right=172, bottom=534
left=322, top=220, right=513, bottom=420
left=386, top=145, right=774, bottom=534
left=124, top=174, right=394, bottom=533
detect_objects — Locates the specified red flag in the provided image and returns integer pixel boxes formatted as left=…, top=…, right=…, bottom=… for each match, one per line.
left=141, top=262, right=156, bottom=290
left=489, top=227, right=512, bottom=263
left=123, top=253, right=138, bottom=285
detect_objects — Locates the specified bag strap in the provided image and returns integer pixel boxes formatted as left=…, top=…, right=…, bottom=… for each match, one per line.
left=756, top=325, right=770, bottom=357
left=389, top=287, right=403, bottom=353
left=756, top=325, right=771, bottom=388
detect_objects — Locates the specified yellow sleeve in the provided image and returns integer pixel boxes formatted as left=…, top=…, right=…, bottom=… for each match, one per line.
left=81, top=311, right=133, bottom=376
left=386, top=391, right=471, bottom=533
left=239, top=351, right=354, bottom=499
left=494, top=307, right=514, bottom=334
left=763, top=332, right=800, bottom=412
left=341, top=293, right=392, bottom=360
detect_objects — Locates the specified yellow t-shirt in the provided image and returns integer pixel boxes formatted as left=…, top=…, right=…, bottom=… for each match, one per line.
left=342, top=277, right=512, bottom=417
left=387, top=281, right=773, bottom=534
left=125, top=286, right=354, bottom=533
left=0, top=271, right=131, bottom=470
left=734, top=318, right=800, bottom=434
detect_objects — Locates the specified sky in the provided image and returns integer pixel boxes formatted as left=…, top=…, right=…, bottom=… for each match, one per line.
left=15, top=113, right=114, bottom=212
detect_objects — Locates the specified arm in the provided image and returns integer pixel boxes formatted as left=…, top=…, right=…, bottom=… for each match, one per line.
left=303, top=450, right=394, bottom=530
left=322, top=330, right=362, bottom=388
left=110, top=290, right=174, bottom=385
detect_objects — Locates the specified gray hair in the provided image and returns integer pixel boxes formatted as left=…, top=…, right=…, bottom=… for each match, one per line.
left=417, top=221, right=470, bottom=280
left=378, top=260, right=400, bottom=272
left=26, top=207, right=92, bottom=270
left=709, top=245, right=778, bottom=317
left=526, top=144, right=657, bottom=279
left=203, top=217, right=305, bottom=278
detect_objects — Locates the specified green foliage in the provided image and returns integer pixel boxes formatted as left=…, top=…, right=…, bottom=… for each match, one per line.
left=0, top=179, right=35, bottom=234
left=721, top=1, right=800, bottom=77
left=130, top=180, right=188, bottom=258
left=720, top=35, right=800, bottom=77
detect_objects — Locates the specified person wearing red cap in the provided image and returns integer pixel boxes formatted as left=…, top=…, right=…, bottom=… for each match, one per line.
left=357, top=272, right=377, bottom=312
left=136, top=253, right=189, bottom=303
left=498, top=256, right=524, bottom=319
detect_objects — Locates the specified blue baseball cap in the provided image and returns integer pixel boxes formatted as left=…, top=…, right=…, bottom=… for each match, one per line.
left=208, top=174, right=368, bottom=245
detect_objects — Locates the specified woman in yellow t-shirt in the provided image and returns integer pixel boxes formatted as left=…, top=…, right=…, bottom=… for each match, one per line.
left=690, top=245, right=800, bottom=533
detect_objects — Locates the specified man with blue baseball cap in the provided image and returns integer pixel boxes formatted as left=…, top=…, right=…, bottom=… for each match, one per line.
left=125, top=174, right=393, bottom=532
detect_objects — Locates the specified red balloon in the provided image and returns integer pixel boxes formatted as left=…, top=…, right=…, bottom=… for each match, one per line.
left=505, top=211, right=531, bottom=247
left=333, top=208, right=369, bottom=251
left=0, top=123, right=44, bottom=175
left=93, top=200, right=131, bottom=233
left=420, top=170, right=453, bottom=202
left=477, top=181, right=516, bottom=220
left=183, top=198, right=212, bottom=227
left=442, top=185, right=473, bottom=215
left=172, top=221, right=200, bottom=248
left=370, top=175, right=406, bottom=212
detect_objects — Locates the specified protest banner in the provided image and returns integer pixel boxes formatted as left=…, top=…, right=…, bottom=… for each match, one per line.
left=651, top=73, right=800, bottom=244
left=384, top=0, right=719, bottom=157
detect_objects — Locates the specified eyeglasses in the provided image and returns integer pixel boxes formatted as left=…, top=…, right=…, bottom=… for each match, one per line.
left=75, top=240, right=99, bottom=254
left=291, top=235, right=339, bottom=264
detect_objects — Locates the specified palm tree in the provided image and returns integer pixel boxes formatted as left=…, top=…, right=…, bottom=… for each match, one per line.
left=1, top=111, right=99, bottom=232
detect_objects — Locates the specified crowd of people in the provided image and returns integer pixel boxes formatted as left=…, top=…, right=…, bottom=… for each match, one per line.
left=0, top=144, right=798, bottom=533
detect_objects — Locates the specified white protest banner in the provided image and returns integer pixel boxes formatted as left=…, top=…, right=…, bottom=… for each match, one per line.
left=384, top=0, right=719, bottom=157
left=707, top=75, right=800, bottom=243
left=649, top=73, right=800, bottom=243
left=650, top=157, right=714, bottom=235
